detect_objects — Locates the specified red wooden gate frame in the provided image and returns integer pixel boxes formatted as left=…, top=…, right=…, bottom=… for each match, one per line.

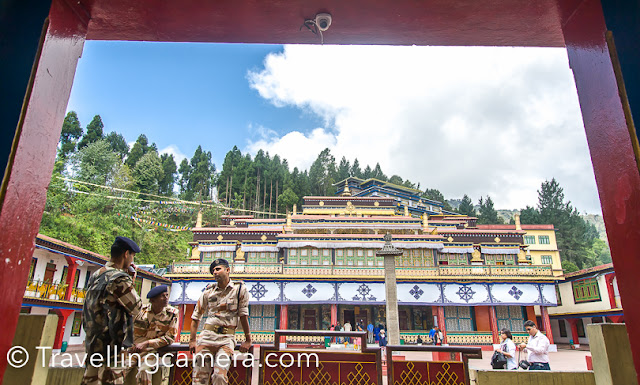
left=158, top=344, right=254, bottom=385
left=385, top=345, right=482, bottom=385
left=259, top=330, right=383, bottom=385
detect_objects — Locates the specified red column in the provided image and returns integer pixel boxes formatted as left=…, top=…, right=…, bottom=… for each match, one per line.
left=0, top=1, right=87, bottom=378
left=177, top=304, right=185, bottom=342
left=605, top=273, right=617, bottom=309
left=609, top=315, right=624, bottom=323
left=64, top=260, right=78, bottom=301
left=435, top=306, right=446, bottom=344
left=567, top=319, right=581, bottom=348
left=540, top=306, right=554, bottom=345
left=331, top=304, right=338, bottom=327
left=563, top=0, right=640, bottom=379
left=488, top=306, right=499, bottom=344
left=279, top=305, right=288, bottom=344
left=52, top=309, right=75, bottom=349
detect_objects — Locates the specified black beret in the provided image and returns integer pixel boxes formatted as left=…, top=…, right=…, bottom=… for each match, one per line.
left=114, top=236, right=141, bottom=253
left=209, top=259, right=230, bottom=274
left=147, top=285, right=168, bottom=299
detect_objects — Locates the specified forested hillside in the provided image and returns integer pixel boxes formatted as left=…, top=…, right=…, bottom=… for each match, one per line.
left=40, top=112, right=610, bottom=270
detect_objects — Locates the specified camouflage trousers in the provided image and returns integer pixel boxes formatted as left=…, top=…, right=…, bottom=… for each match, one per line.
left=131, top=353, right=171, bottom=385
left=192, top=341, right=235, bottom=385
left=81, top=365, right=127, bottom=385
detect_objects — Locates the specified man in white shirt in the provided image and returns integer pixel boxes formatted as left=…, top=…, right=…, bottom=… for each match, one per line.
left=344, top=321, right=352, bottom=343
left=519, top=320, right=550, bottom=370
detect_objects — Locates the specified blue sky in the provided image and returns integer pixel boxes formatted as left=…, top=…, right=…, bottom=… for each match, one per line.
left=67, top=42, right=602, bottom=214
left=67, top=41, right=324, bottom=167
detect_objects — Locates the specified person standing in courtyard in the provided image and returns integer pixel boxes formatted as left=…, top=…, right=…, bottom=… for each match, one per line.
left=519, top=320, right=551, bottom=370
left=129, top=285, right=179, bottom=384
left=344, top=320, right=352, bottom=343
left=494, top=329, right=517, bottom=370
left=367, top=322, right=374, bottom=344
left=190, top=259, right=252, bottom=385
left=82, top=236, right=143, bottom=385
left=429, top=326, right=437, bottom=345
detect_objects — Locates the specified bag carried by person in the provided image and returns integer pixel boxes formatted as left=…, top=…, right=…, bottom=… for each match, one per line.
left=491, top=351, right=507, bottom=369
left=518, top=349, right=530, bottom=370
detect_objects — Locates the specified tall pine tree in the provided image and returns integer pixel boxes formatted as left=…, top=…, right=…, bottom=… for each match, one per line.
left=77, top=115, right=104, bottom=149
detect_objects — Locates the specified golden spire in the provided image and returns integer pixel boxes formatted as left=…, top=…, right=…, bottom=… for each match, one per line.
left=341, top=180, right=352, bottom=197
left=196, top=210, right=203, bottom=228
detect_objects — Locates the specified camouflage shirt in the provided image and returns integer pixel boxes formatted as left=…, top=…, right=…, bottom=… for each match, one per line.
left=133, top=304, right=179, bottom=351
left=192, top=280, right=249, bottom=345
left=82, top=262, right=142, bottom=357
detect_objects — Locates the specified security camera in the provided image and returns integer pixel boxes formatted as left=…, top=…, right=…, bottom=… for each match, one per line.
left=315, top=13, right=332, bottom=32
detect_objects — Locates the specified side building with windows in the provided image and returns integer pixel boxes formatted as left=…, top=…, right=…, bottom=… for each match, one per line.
left=476, top=224, right=562, bottom=277
left=168, top=189, right=561, bottom=348
left=22, top=234, right=171, bottom=350
left=547, top=263, right=622, bottom=348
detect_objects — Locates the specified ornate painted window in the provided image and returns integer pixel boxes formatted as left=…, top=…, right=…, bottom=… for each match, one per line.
left=524, top=235, right=536, bottom=244
left=71, top=312, right=82, bottom=337
left=538, top=235, right=551, bottom=244
left=541, top=255, right=553, bottom=265
left=249, top=304, right=277, bottom=331
left=399, top=249, right=435, bottom=266
left=572, top=278, right=601, bottom=303
left=29, top=258, right=37, bottom=280
left=496, top=306, right=526, bottom=332
left=439, top=253, right=468, bottom=266
left=483, top=254, right=516, bottom=265
left=444, top=306, right=475, bottom=331
left=202, top=251, right=232, bottom=263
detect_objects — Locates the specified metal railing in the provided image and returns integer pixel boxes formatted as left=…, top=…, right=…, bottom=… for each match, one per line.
left=169, top=262, right=554, bottom=277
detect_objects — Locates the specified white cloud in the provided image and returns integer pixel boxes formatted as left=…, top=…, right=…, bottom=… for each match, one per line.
left=159, top=144, right=187, bottom=165
left=245, top=45, right=601, bottom=214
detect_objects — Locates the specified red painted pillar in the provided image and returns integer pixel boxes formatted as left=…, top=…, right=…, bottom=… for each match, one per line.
left=563, top=0, right=640, bottom=379
left=177, top=304, right=185, bottom=341
left=279, top=305, right=288, bottom=344
left=605, top=273, right=617, bottom=309
left=0, top=0, right=87, bottom=378
left=567, top=319, right=581, bottom=348
left=330, top=304, right=338, bottom=327
left=609, top=315, right=624, bottom=323
left=64, top=260, right=78, bottom=301
left=540, top=306, right=554, bottom=345
left=435, top=306, right=446, bottom=344
left=488, top=306, right=499, bottom=344
left=52, top=309, right=75, bottom=349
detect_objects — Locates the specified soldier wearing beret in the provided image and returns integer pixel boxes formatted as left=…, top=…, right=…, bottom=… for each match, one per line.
left=127, top=285, right=179, bottom=385
left=190, top=259, right=251, bottom=385
left=82, top=237, right=143, bottom=385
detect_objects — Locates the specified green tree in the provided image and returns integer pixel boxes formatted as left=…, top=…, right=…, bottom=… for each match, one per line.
left=458, top=194, right=476, bottom=217
left=389, top=175, right=404, bottom=185
left=125, top=134, right=151, bottom=168
left=72, top=139, right=119, bottom=185
left=58, top=111, right=83, bottom=159
left=105, top=131, right=129, bottom=160
left=562, top=260, right=579, bottom=273
left=178, top=158, right=191, bottom=196
left=477, top=196, right=502, bottom=224
left=363, top=165, right=373, bottom=179
left=372, top=163, right=387, bottom=181
left=78, top=115, right=104, bottom=149
left=308, top=148, right=336, bottom=196
left=158, top=153, right=177, bottom=196
left=277, top=187, right=299, bottom=212
left=132, top=151, right=164, bottom=194
left=186, top=146, right=215, bottom=201
left=351, top=159, right=363, bottom=178
left=423, top=188, right=454, bottom=212
left=519, top=206, right=541, bottom=224
left=336, top=157, right=351, bottom=181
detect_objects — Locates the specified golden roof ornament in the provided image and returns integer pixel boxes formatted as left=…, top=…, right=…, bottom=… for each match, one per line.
left=341, top=180, right=352, bottom=197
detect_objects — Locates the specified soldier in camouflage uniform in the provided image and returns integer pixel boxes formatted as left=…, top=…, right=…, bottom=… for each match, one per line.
left=82, top=236, right=143, bottom=385
left=129, top=285, right=179, bottom=385
left=190, top=259, right=252, bottom=385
